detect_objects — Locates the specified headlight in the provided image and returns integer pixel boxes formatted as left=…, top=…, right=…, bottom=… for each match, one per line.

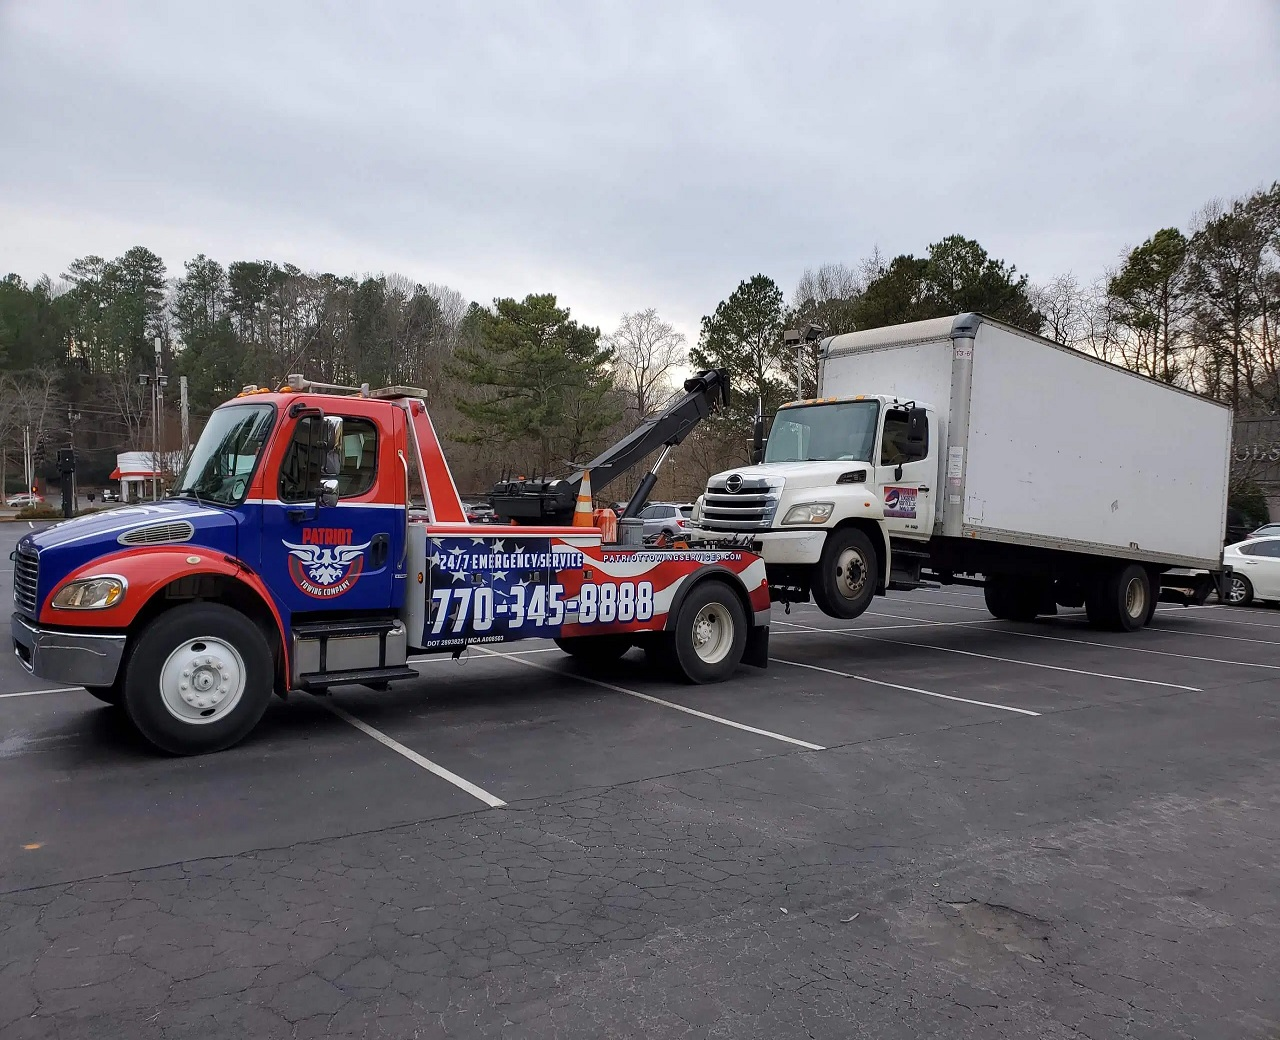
left=781, top=502, right=834, bottom=525
left=52, top=576, right=126, bottom=610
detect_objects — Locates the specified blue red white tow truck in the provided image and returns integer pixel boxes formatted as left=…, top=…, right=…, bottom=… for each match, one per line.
left=11, top=374, right=769, bottom=754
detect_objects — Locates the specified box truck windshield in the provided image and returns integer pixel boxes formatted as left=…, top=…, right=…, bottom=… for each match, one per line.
left=765, top=400, right=879, bottom=463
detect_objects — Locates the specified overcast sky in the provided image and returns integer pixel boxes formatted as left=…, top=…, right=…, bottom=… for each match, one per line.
left=1, top=0, right=1278, bottom=342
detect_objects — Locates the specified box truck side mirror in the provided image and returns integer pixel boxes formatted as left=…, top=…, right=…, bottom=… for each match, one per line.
left=906, top=406, right=928, bottom=449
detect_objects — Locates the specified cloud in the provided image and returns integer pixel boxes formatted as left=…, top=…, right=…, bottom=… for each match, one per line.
left=1, top=0, right=1277, bottom=341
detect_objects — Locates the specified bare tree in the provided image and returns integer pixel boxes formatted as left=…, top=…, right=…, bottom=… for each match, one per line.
left=607, top=308, right=687, bottom=418
left=102, top=365, right=151, bottom=448
left=5, top=368, right=64, bottom=488
left=1031, top=273, right=1088, bottom=346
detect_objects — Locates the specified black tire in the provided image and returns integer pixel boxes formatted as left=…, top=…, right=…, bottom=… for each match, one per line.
left=652, top=580, right=748, bottom=683
left=1087, top=564, right=1152, bottom=632
left=554, top=634, right=632, bottom=665
left=122, top=603, right=275, bottom=755
left=984, top=577, right=1043, bottom=622
left=811, top=527, right=878, bottom=620
left=84, top=683, right=123, bottom=706
left=1224, top=573, right=1254, bottom=608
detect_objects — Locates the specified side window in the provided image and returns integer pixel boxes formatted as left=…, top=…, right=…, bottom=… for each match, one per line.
left=278, top=416, right=378, bottom=502
left=335, top=418, right=378, bottom=497
left=881, top=410, right=928, bottom=466
left=278, top=417, right=325, bottom=503
left=1253, top=540, right=1280, bottom=558
left=1237, top=542, right=1259, bottom=556
left=639, top=505, right=659, bottom=519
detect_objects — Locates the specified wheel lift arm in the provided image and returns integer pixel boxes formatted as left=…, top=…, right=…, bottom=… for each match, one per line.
left=489, top=369, right=730, bottom=524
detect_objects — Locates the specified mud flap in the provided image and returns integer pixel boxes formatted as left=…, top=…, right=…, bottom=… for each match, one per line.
left=743, top=625, right=769, bottom=669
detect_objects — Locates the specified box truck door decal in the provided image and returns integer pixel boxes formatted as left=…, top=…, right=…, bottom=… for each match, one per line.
left=884, top=486, right=918, bottom=518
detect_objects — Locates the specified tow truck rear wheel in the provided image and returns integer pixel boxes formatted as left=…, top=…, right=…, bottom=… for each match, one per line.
left=122, top=603, right=274, bottom=755
left=650, top=580, right=747, bottom=683
left=811, top=527, right=878, bottom=620
left=554, top=635, right=632, bottom=665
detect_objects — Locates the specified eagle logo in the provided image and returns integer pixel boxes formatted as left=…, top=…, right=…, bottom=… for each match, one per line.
left=283, top=539, right=371, bottom=598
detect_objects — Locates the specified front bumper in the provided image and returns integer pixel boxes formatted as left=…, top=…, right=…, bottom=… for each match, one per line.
left=11, top=613, right=127, bottom=688
left=749, top=529, right=829, bottom=565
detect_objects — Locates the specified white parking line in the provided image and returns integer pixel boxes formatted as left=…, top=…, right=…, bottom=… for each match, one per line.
left=1150, top=610, right=1280, bottom=631
left=775, top=619, right=1202, bottom=692
left=475, top=646, right=825, bottom=751
left=1144, top=624, right=1279, bottom=647
left=321, top=700, right=506, bottom=808
left=992, top=625, right=1280, bottom=671
left=0, top=686, right=81, bottom=700
left=774, top=658, right=1040, bottom=716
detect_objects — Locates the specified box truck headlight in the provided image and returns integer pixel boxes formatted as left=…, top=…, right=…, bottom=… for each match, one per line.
left=52, top=576, right=126, bottom=610
left=781, top=502, right=834, bottom=525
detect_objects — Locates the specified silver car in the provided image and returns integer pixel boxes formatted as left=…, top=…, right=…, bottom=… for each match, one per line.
left=639, top=503, right=693, bottom=540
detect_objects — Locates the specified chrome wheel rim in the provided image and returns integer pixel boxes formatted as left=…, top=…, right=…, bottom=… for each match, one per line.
left=1123, top=576, right=1147, bottom=620
left=835, top=547, right=868, bottom=599
left=159, top=637, right=247, bottom=725
left=1228, top=577, right=1248, bottom=604
left=691, top=603, right=734, bottom=665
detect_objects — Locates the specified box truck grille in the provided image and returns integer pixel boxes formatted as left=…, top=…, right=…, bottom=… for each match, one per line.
left=13, top=547, right=39, bottom=617
left=700, top=476, right=781, bottom=531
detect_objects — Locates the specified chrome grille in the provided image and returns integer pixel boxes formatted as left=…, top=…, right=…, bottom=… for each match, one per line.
left=118, top=520, right=195, bottom=546
left=13, top=547, right=38, bottom=617
left=700, top=475, right=782, bottom=531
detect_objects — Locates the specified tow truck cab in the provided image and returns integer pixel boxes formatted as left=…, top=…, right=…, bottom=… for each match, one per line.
left=12, top=379, right=770, bottom=755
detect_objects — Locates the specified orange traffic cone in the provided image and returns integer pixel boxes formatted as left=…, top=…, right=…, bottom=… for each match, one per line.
left=572, top=470, right=595, bottom=527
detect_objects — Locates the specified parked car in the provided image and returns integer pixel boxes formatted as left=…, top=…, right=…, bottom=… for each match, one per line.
left=465, top=502, right=497, bottom=524
left=101, top=488, right=121, bottom=503
left=1247, top=523, right=1280, bottom=540
left=1222, top=535, right=1280, bottom=606
left=5, top=492, right=44, bottom=508
left=639, top=502, right=692, bottom=540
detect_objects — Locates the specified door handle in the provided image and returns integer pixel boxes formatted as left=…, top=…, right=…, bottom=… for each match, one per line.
left=371, top=533, right=389, bottom=568
left=918, top=486, right=930, bottom=492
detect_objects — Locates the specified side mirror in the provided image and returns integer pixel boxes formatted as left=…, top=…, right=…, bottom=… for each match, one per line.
left=750, top=412, right=765, bottom=464
left=320, top=415, right=344, bottom=455
left=318, top=478, right=339, bottom=508
left=906, top=406, right=927, bottom=448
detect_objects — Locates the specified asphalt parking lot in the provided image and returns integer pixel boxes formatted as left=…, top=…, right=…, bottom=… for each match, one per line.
left=3, top=520, right=1280, bottom=1039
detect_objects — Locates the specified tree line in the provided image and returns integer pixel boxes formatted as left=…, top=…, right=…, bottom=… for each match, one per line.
left=1, top=179, right=1275, bottom=503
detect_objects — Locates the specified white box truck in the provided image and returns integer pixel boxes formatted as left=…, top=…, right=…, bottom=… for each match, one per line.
left=695, top=313, right=1232, bottom=630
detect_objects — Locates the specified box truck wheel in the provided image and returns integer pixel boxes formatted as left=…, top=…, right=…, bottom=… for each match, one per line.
left=649, top=580, right=747, bottom=683
left=554, top=635, right=632, bottom=665
left=1086, top=564, right=1151, bottom=632
left=122, top=603, right=275, bottom=755
left=812, top=528, right=878, bottom=620
left=984, top=577, right=1044, bottom=622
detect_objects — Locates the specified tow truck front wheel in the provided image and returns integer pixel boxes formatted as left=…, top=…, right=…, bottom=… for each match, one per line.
left=122, top=603, right=274, bottom=755
left=650, top=580, right=747, bottom=683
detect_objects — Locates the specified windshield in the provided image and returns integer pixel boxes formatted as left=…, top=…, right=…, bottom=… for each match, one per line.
left=764, top=400, right=880, bottom=463
left=173, top=404, right=276, bottom=505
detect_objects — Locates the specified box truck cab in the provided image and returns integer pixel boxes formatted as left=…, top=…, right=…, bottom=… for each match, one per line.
left=695, top=313, right=1231, bottom=630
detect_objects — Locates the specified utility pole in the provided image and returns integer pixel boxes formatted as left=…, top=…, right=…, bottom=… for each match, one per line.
left=66, top=405, right=81, bottom=507
left=140, top=336, right=169, bottom=500
left=22, top=425, right=32, bottom=495
left=179, top=375, right=190, bottom=462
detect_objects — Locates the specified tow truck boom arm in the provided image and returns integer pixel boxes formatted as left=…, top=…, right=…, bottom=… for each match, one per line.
left=490, top=369, right=730, bottom=524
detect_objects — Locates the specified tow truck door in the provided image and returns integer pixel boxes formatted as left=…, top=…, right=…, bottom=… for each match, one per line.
left=258, top=405, right=403, bottom=616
